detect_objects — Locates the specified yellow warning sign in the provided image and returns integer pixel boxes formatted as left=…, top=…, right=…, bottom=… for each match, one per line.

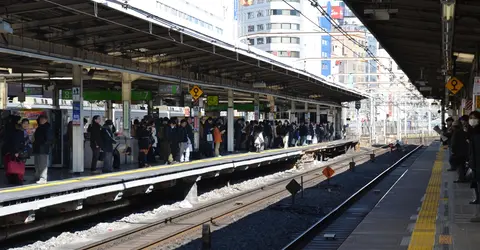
left=446, top=77, right=463, bottom=95
left=189, top=85, right=203, bottom=100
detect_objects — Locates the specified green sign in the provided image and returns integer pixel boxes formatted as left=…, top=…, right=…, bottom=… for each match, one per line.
left=206, top=104, right=266, bottom=112
left=207, top=96, right=219, bottom=106
left=61, top=90, right=152, bottom=101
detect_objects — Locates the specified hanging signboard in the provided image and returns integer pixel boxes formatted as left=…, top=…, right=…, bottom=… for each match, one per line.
left=207, top=96, right=219, bottom=106
left=189, top=85, right=203, bottom=101
left=474, top=76, right=480, bottom=95
left=476, top=95, right=480, bottom=110
left=445, top=77, right=463, bottom=95
left=72, top=87, right=80, bottom=101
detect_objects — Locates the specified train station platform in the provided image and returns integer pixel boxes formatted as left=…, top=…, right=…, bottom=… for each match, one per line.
left=0, top=139, right=357, bottom=228
left=339, top=141, right=480, bottom=250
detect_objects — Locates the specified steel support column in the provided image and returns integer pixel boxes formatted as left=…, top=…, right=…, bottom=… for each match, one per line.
left=72, top=64, right=84, bottom=173
left=227, top=89, right=234, bottom=152
left=0, top=77, right=7, bottom=109
left=254, top=93, right=260, bottom=120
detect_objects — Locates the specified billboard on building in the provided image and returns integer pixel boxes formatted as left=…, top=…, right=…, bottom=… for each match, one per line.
left=319, top=1, right=332, bottom=78
left=331, top=6, right=344, bottom=19
left=240, top=0, right=253, bottom=6
left=234, top=0, right=239, bottom=20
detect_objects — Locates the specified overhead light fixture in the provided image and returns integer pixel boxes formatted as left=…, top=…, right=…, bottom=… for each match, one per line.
left=453, top=52, right=474, bottom=63
left=442, top=3, right=455, bottom=21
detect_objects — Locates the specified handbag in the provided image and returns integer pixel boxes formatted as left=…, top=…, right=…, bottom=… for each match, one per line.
left=98, top=150, right=105, bottom=161
left=466, top=168, right=474, bottom=181
left=206, top=133, right=213, bottom=142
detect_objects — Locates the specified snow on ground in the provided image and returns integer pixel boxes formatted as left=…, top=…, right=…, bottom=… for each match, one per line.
left=12, top=153, right=349, bottom=250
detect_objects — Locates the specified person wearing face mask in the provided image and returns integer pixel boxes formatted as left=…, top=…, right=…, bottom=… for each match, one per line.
left=467, top=111, right=480, bottom=212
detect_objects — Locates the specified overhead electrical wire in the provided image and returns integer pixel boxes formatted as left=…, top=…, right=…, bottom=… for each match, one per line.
left=279, top=0, right=422, bottom=101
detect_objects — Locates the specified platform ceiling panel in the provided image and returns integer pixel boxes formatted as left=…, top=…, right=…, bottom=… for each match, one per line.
left=343, top=0, right=480, bottom=99
left=0, top=0, right=367, bottom=104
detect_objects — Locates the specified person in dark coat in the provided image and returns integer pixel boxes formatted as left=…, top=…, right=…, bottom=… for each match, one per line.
left=101, top=120, right=117, bottom=173
left=234, top=119, right=244, bottom=152
left=33, top=115, right=52, bottom=184
left=89, top=115, right=103, bottom=173
left=177, top=119, right=189, bottom=162
left=468, top=111, right=480, bottom=208
left=137, top=120, right=152, bottom=168
left=450, top=119, right=469, bottom=183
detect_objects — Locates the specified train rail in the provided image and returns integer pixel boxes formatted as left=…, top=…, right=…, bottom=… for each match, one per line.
left=281, top=145, right=422, bottom=250
left=76, top=147, right=391, bottom=250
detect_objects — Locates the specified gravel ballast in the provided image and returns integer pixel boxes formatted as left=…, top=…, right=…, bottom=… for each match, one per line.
left=8, top=151, right=354, bottom=250
left=172, top=147, right=414, bottom=250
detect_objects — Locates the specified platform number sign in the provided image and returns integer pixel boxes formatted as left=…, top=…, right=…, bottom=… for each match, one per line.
left=446, top=77, right=464, bottom=95
left=189, top=85, right=203, bottom=101
left=355, top=101, right=361, bottom=110
left=72, top=87, right=80, bottom=101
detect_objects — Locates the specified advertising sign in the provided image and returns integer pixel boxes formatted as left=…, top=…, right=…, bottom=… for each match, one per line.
left=331, top=6, right=344, bottom=19
left=234, top=0, right=239, bottom=20
left=240, top=0, right=253, bottom=6
left=473, top=76, right=480, bottom=95
left=72, top=101, right=81, bottom=126
left=12, top=109, right=47, bottom=136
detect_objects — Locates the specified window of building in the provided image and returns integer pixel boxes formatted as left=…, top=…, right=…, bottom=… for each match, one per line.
left=257, top=10, right=264, bottom=17
left=322, top=63, right=328, bottom=70
left=266, top=37, right=300, bottom=44
left=270, top=9, right=298, bottom=16
left=266, top=23, right=300, bottom=30
left=248, top=25, right=255, bottom=32
left=248, top=38, right=255, bottom=45
left=247, top=12, right=255, bottom=19
left=268, top=50, right=300, bottom=58
left=257, top=24, right=264, bottom=31
left=216, top=27, right=223, bottom=34
left=257, top=38, right=264, bottom=44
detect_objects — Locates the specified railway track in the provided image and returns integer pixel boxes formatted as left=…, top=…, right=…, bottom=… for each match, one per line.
left=77, top=147, right=391, bottom=250
left=282, top=145, right=422, bottom=250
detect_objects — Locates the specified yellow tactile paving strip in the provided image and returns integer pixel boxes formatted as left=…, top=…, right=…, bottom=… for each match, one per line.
left=408, top=147, right=444, bottom=250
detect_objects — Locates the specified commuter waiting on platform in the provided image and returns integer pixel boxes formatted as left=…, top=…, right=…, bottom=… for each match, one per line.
left=33, top=115, right=52, bottom=184
left=100, top=119, right=117, bottom=173
left=213, top=122, right=223, bottom=157
left=468, top=111, right=480, bottom=209
left=449, top=119, right=469, bottom=183
left=88, top=115, right=103, bottom=174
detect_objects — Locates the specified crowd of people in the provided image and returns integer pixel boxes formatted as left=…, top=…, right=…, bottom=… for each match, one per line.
left=123, top=116, right=340, bottom=169
left=443, top=111, right=480, bottom=210
left=1, top=112, right=341, bottom=185
left=1, top=114, right=52, bottom=185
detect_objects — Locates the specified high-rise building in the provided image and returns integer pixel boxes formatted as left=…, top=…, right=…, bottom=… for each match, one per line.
left=150, top=0, right=233, bottom=40
left=237, top=0, right=325, bottom=77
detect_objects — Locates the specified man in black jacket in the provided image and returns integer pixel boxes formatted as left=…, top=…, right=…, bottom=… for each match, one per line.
left=89, top=115, right=103, bottom=173
left=101, top=120, right=116, bottom=173
left=33, top=114, right=52, bottom=184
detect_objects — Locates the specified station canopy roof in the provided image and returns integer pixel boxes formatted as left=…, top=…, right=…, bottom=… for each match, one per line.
left=343, top=0, right=480, bottom=99
left=0, top=0, right=367, bottom=106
